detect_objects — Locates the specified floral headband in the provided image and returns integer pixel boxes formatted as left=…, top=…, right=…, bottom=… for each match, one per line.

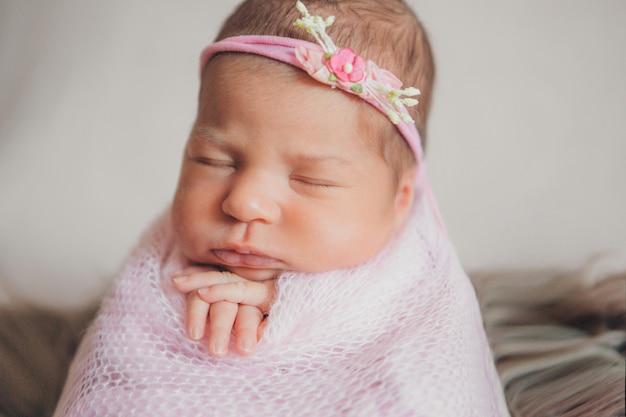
left=199, top=1, right=424, bottom=164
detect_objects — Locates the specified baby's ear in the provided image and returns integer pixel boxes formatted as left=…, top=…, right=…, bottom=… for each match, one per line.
left=393, top=166, right=416, bottom=229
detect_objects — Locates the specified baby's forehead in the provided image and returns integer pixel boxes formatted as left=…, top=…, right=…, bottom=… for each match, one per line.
left=200, top=59, right=357, bottom=119
left=201, top=53, right=299, bottom=85
left=196, top=72, right=380, bottom=147
left=199, top=54, right=364, bottom=119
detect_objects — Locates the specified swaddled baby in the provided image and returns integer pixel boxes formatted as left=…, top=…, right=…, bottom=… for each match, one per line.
left=54, top=1, right=510, bottom=416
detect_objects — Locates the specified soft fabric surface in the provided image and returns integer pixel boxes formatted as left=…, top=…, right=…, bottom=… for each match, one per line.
left=52, top=193, right=508, bottom=417
left=472, top=258, right=626, bottom=417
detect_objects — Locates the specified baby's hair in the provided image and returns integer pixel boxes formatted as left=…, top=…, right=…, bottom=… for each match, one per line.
left=215, top=0, right=435, bottom=177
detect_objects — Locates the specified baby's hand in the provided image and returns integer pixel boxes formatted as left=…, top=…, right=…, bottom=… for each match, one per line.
left=171, top=266, right=275, bottom=357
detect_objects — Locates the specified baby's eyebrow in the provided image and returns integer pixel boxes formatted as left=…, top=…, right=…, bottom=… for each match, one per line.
left=296, top=154, right=353, bottom=167
left=189, top=127, right=233, bottom=151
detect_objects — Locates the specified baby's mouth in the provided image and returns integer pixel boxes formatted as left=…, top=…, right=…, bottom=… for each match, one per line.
left=212, top=249, right=281, bottom=268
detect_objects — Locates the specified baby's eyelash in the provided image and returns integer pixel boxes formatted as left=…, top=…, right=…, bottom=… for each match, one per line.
left=194, top=157, right=235, bottom=168
left=290, top=176, right=335, bottom=188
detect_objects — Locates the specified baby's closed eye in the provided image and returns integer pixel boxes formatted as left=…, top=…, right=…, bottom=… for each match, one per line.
left=289, top=174, right=339, bottom=188
left=194, top=157, right=236, bottom=169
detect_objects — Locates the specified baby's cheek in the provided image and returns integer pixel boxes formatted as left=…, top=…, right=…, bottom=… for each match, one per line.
left=170, top=216, right=198, bottom=260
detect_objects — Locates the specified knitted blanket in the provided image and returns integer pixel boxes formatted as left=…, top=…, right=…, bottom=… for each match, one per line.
left=53, top=193, right=509, bottom=416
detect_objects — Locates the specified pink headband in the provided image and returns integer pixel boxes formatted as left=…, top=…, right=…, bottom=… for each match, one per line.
left=199, top=35, right=424, bottom=167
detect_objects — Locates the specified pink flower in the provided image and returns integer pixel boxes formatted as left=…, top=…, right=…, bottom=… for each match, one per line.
left=326, top=48, right=366, bottom=83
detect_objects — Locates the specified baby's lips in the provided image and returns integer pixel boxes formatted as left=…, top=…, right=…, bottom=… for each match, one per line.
left=213, top=248, right=281, bottom=268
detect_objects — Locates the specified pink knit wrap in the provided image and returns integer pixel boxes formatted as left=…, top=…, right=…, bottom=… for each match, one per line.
left=54, top=192, right=509, bottom=416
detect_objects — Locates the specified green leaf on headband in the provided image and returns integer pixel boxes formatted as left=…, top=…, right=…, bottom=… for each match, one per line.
left=351, top=84, right=363, bottom=94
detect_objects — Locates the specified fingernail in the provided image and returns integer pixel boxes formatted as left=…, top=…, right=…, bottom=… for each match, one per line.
left=197, top=287, right=209, bottom=295
left=189, top=326, right=202, bottom=340
left=240, top=337, right=254, bottom=353
left=172, top=275, right=187, bottom=284
left=212, top=338, right=227, bottom=356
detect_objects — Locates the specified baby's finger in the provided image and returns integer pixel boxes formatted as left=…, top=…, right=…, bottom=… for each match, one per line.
left=186, top=292, right=210, bottom=341
left=207, top=301, right=238, bottom=357
left=198, top=280, right=275, bottom=311
left=172, top=270, right=247, bottom=294
left=234, top=305, right=264, bottom=356
left=172, top=265, right=219, bottom=276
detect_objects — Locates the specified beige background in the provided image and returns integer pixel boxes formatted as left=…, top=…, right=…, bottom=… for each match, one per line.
left=1, top=1, right=625, bottom=307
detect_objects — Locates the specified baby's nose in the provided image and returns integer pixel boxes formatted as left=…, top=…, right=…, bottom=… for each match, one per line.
left=221, top=172, right=281, bottom=224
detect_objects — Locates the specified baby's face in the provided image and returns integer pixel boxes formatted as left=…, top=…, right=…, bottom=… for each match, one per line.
left=172, top=55, right=414, bottom=281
